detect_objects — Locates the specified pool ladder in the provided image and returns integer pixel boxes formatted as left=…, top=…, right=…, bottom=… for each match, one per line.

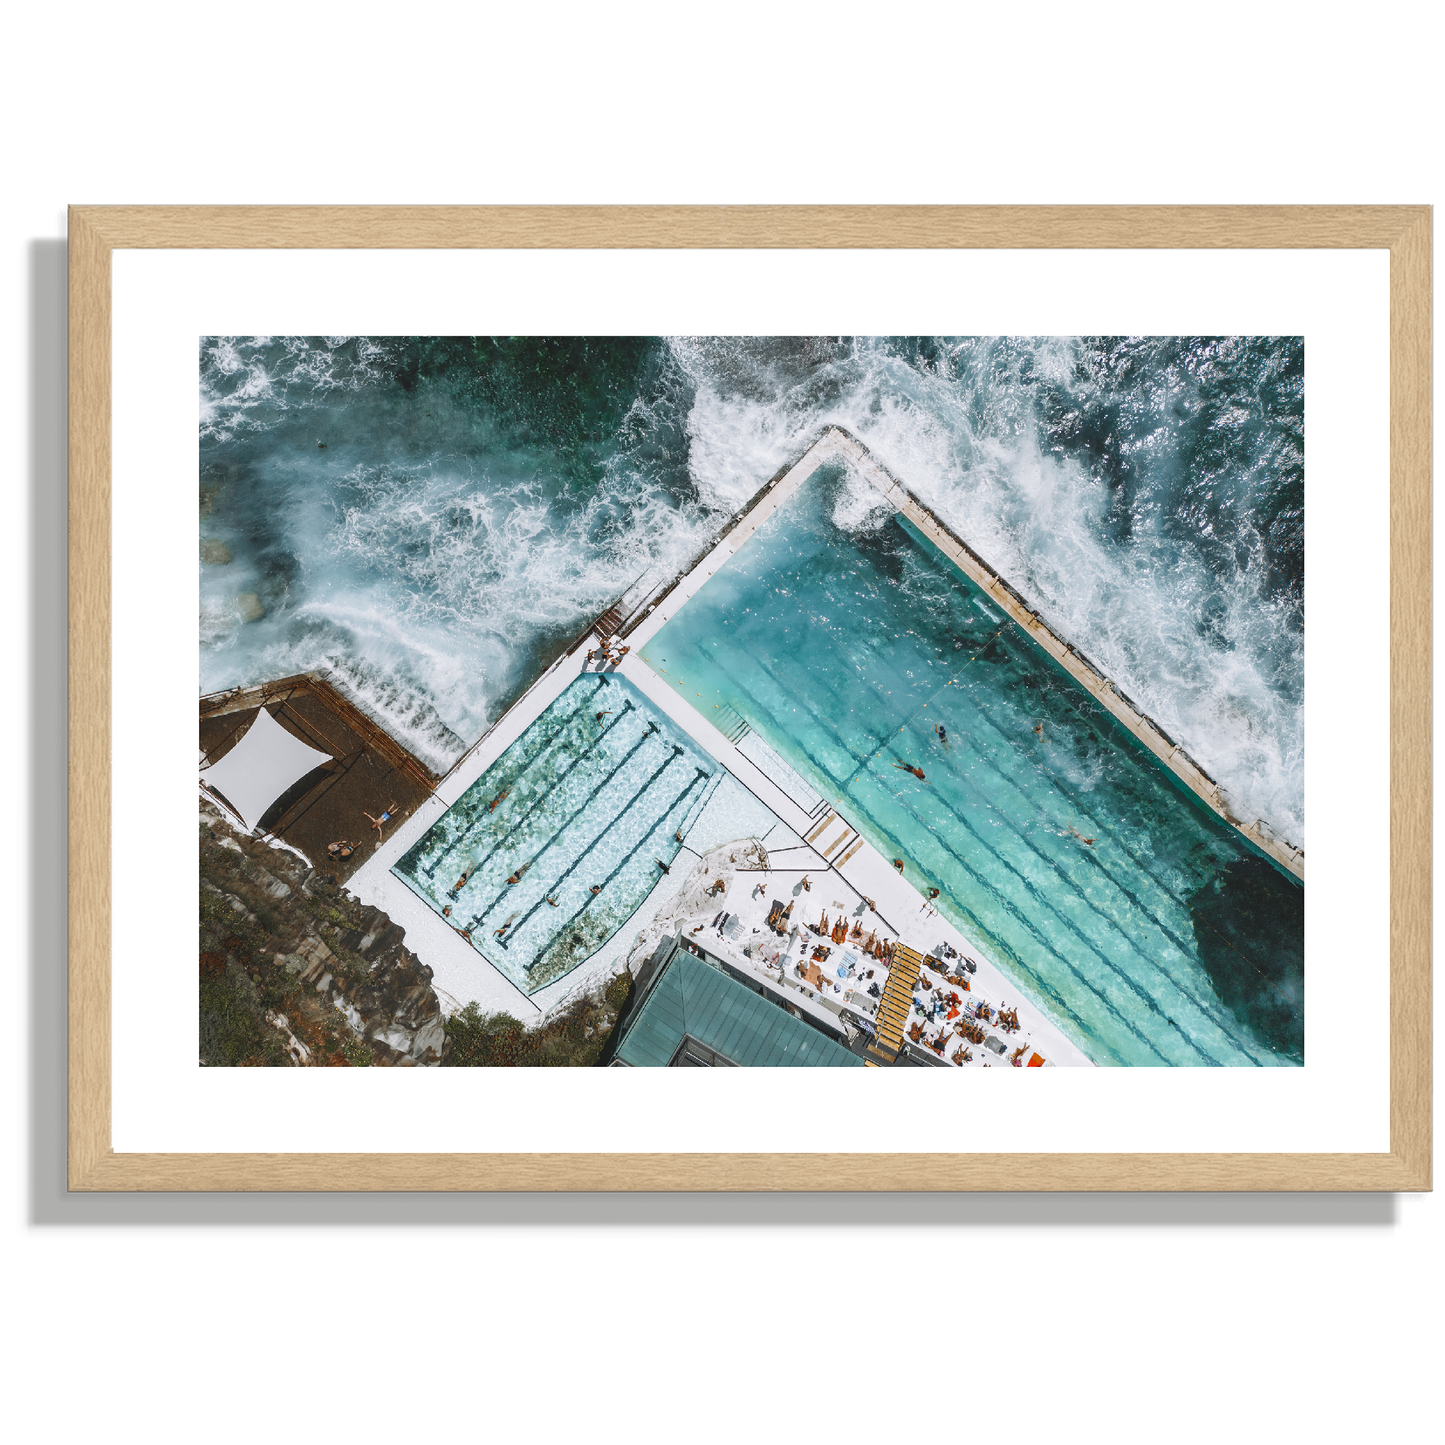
left=715, top=703, right=751, bottom=746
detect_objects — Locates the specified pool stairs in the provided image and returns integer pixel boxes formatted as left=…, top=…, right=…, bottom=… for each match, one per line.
left=864, top=942, right=924, bottom=1064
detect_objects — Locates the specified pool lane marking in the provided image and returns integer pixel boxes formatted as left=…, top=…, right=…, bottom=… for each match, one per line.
left=667, top=551, right=1208, bottom=1051
left=522, top=768, right=712, bottom=973
left=732, top=655, right=1221, bottom=1063
left=439, top=701, right=637, bottom=889
left=924, top=668, right=1298, bottom=1049
left=730, top=634, right=1269, bottom=1055
left=852, top=773, right=1212, bottom=1065
left=467, top=721, right=662, bottom=929
left=426, top=698, right=633, bottom=883
left=422, top=676, right=611, bottom=877
left=500, top=744, right=691, bottom=950
left=795, top=660, right=1247, bottom=1062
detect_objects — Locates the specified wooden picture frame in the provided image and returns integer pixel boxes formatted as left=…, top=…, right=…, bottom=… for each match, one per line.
left=69, top=205, right=1431, bottom=1192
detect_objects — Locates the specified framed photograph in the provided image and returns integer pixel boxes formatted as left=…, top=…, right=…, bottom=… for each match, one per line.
left=69, top=206, right=1430, bottom=1191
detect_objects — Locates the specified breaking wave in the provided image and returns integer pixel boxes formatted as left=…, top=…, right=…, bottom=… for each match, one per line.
left=199, top=335, right=1303, bottom=841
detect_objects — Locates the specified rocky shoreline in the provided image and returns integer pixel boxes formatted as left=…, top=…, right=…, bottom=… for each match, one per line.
left=200, top=798, right=446, bottom=1066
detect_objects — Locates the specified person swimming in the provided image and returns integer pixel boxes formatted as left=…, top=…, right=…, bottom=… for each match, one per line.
left=488, top=788, right=510, bottom=813
left=505, top=861, right=532, bottom=885
left=893, top=762, right=926, bottom=780
left=448, top=855, right=480, bottom=900
left=655, top=859, right=670, bottom=875
left=935, top=723, right=948, bottom=745
left=597, top=710, right=611, bottom=722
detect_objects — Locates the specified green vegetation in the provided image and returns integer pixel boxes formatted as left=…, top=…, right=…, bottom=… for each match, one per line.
left=199, top=819, right=386, bottom=1067
left=443, top=969, right=634, bottom=1068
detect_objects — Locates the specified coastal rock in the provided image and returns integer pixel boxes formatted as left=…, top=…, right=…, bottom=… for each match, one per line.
left=201, top=799, right=448, bottom=1065
left=253, top=867, right=292, bottom=901
left=236, top=592, right=265, bottom=622
left=200, top=537, right=231, bottom=566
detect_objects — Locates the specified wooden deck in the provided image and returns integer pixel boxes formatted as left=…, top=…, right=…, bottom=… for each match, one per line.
left=864, top=942, right=923, bottom=1064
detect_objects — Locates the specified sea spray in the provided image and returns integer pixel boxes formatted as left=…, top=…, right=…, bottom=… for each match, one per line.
left=200, top=335, right=1303, bottom=842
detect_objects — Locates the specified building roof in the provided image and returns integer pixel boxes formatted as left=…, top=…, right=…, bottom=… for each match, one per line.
left=614, top=947, right=863, bottom=1067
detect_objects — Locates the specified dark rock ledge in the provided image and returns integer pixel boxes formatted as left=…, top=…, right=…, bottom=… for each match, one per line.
left=199, top=798, right=446, bottom=1066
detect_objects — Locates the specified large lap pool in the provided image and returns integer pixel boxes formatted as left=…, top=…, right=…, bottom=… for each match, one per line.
left=640, top=464, right=1304, bottom=1066
left=393, top=674, right=721, bottom=995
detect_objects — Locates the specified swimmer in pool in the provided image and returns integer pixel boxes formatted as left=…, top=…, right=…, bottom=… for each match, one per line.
left=449, top=854, right=480, bottom=899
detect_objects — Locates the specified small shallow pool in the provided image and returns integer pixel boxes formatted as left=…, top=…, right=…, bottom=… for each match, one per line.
left=393, top=674, right=721, bottom=995
left=640, top=465, right=1304, bottom=1066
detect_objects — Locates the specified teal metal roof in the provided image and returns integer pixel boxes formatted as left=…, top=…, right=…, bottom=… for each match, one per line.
left=615, top=949, right=863, bottom=1067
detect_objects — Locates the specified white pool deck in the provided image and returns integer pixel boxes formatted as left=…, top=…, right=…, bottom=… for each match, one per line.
left=345, top=424, right=1256, bottom=1066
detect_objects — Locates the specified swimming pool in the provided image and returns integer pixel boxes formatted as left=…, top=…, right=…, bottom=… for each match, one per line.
left=393, top=674, right=721, bottom=995
left=640, top=464, right=1304, bottom=1066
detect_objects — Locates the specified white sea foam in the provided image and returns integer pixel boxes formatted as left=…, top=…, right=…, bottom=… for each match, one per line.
left=198, top=335, right=1304, bottom=842
left=674, top=338, right=1304, bottom=844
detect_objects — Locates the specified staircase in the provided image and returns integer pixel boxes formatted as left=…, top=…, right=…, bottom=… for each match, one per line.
left=715, top=703, right=751, bottom=744
left=593, top=604, right=625, bottom=641
left=567, top=603, right=628, bottom=657
left=863, top=942, right=923, bottom=1064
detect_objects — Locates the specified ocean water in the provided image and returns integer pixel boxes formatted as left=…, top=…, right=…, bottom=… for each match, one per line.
left=199, top=335, right=1303, bottom=846
left=641, top=465, right=1303, bottom=1066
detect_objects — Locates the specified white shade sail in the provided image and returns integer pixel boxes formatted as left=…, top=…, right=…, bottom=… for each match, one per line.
left=200, top=705, right=332, bottom=833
